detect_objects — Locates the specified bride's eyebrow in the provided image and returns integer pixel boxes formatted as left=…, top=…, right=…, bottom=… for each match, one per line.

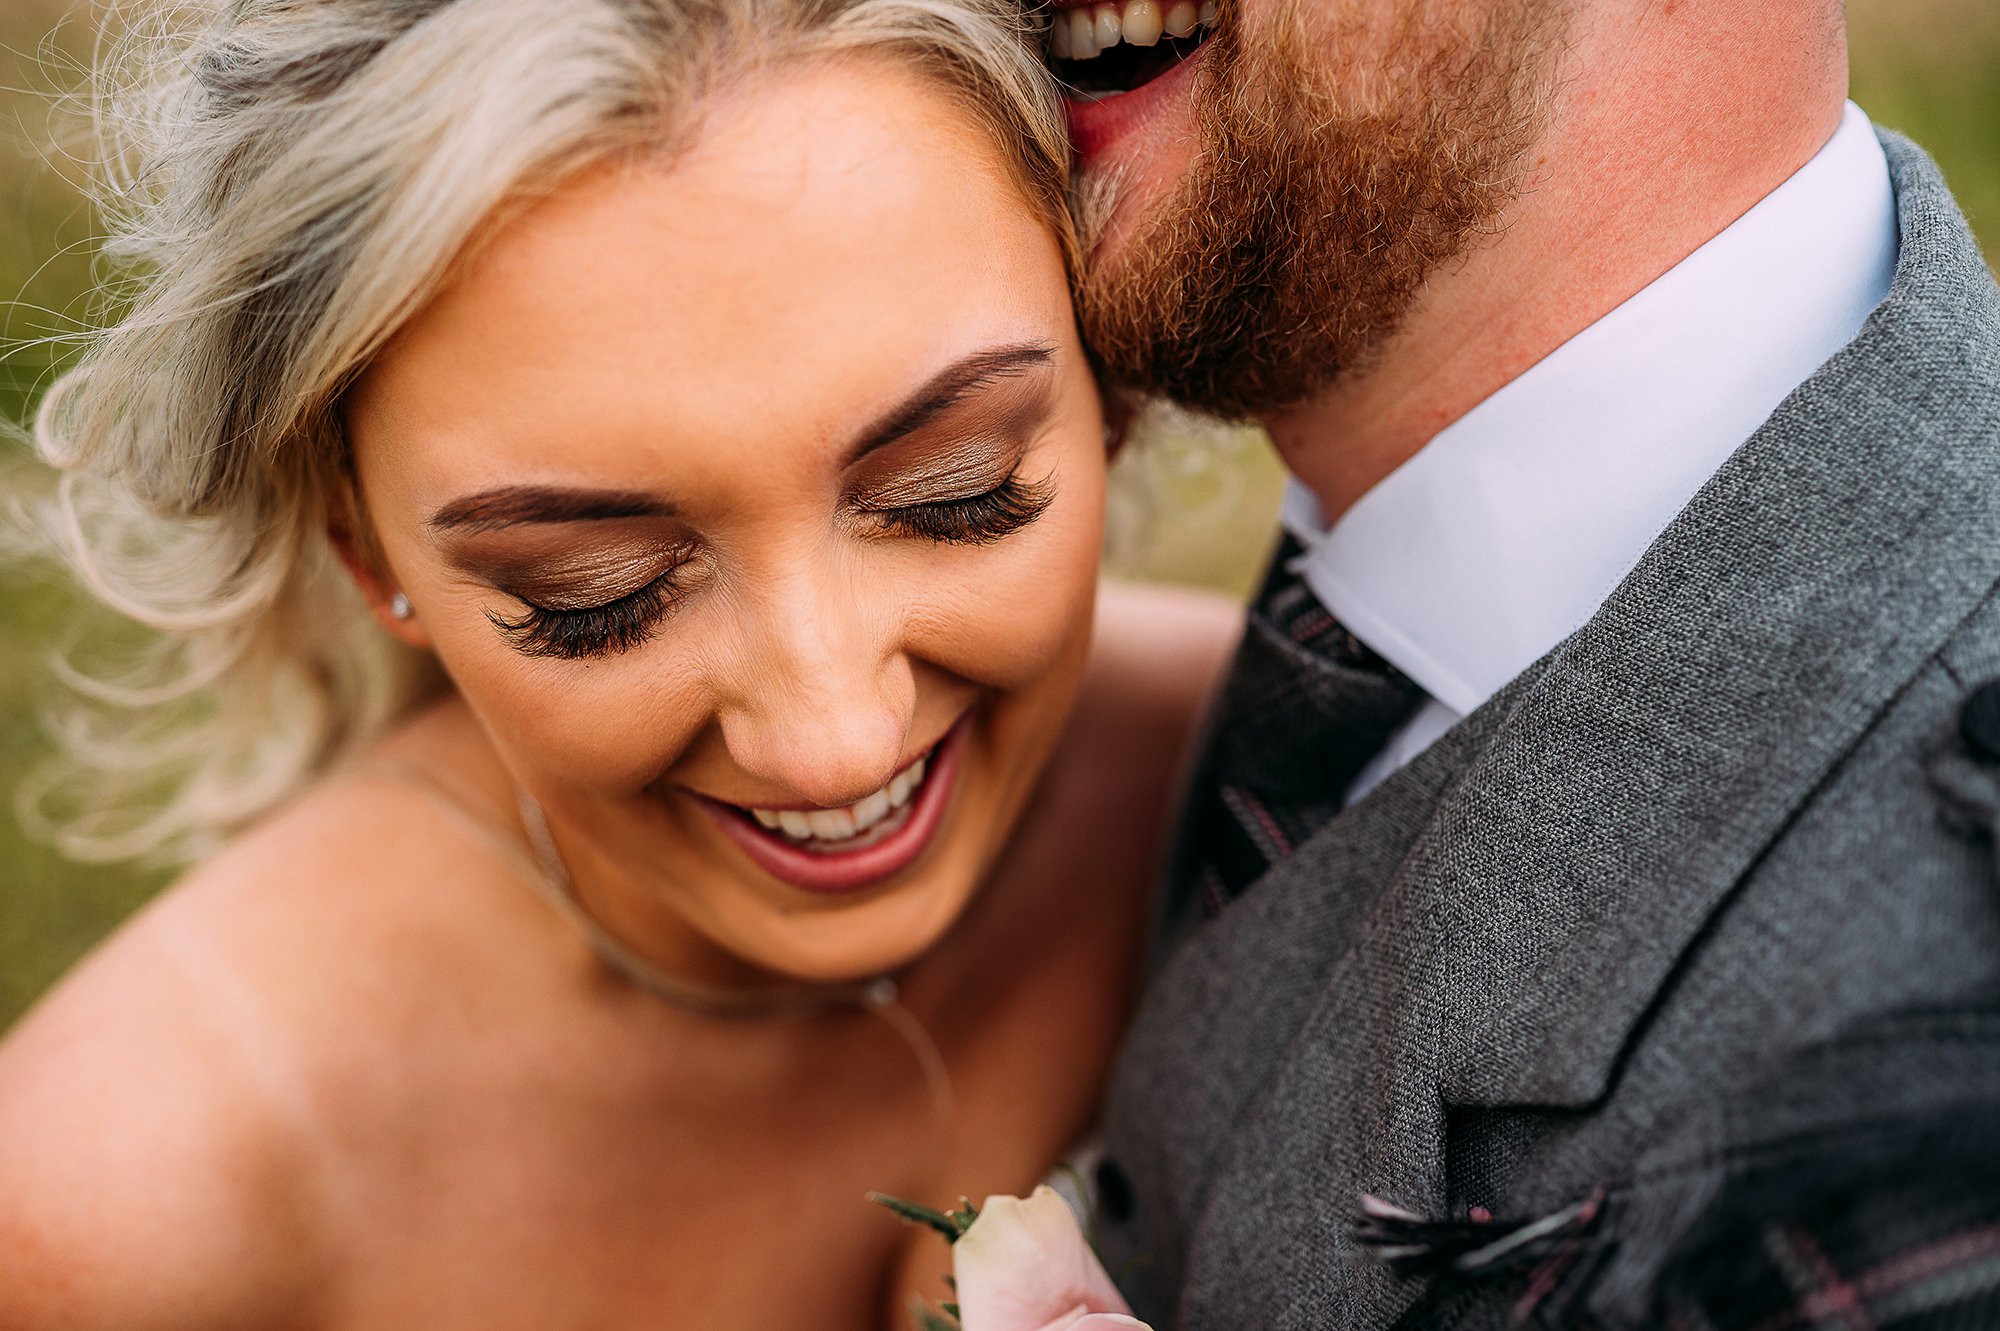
left=425, top=343, right=1058, bottom=535
left=426, top=487, right=674, bottom=535
left=842, top=341, right=1057, bottom=465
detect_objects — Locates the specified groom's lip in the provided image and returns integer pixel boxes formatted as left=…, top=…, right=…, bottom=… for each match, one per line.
left=1063, top=37, right=1209, bottom=162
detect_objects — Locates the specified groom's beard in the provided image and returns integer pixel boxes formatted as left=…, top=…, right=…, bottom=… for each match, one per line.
left=1073, top=0, right=1568, bottom=421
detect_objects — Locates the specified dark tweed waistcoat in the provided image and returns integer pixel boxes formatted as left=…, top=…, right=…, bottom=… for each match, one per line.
left=1092, top=131, right=2000, bottom=1329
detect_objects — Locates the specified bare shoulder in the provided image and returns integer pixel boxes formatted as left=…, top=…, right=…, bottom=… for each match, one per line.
left=0, top=703, right=535, bottom=1329
left=0, top=881, right=328, bottom=1330
left=1074, top=578, right=1243, bottom=754
left=1037, top=578, right=1242, bottom=813
left=1002, top=580, right=1242, bottom=921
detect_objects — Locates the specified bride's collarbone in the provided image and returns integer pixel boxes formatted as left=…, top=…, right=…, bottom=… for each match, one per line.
left=315, top=1008, right=963, bottom=1328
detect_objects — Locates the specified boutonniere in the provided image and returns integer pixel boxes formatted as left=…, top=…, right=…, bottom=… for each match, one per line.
left=871, top=1187, right=1152, bottom=1331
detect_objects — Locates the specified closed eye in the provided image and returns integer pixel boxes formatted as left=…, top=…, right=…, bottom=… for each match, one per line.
left=488, top=566, right=688, bottom=659
left=870, top=471, right=1056, bottom=545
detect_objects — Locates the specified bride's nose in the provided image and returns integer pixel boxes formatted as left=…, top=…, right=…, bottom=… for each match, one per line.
left=716, top=587, right=917, bottom=809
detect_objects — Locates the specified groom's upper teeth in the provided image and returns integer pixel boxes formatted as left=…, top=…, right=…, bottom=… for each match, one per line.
left=745, top=756, right=929, bottom=845
left=1121, top=1, right=1162, bottom=47
left=1094, top=5, right=1121, bottom=51
left=1051, top=0, right=1211, bottom=60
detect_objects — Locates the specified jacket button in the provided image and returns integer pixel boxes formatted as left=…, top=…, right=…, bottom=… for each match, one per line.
left=1961, top=679, right=2000, bottom=759
left=1096, top=1157, right=1135, bottom=1223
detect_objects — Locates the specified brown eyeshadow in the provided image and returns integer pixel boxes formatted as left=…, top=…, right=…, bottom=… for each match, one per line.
left=845, top=369, right=1056, bottom=510
left=440, top=521, right=695, bottom=611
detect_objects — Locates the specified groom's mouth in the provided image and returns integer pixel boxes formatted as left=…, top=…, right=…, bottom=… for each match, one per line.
left=1046, top=0, right=1216, bottom=159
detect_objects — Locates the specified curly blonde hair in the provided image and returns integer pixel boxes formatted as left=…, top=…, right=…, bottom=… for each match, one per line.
left=18, top=0, right=1068, bottom=865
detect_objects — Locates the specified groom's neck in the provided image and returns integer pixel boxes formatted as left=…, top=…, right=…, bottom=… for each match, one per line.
left=1265, top=0, right=1851, bottom=525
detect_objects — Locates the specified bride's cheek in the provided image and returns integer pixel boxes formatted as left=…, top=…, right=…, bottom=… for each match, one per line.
left=456, top=644, right=716, bottom=791
left=931, top=539, right=1102, bottom=691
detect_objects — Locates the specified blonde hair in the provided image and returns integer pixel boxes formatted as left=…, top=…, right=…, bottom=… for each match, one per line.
left=18, top=0, right=1068, bottom=865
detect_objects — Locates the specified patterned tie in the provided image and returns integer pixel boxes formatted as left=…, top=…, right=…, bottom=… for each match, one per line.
left=1186, top=536, right=1429, bottom=915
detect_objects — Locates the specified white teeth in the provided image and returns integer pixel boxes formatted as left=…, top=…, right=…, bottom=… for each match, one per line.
left=1121, top=0, right=1163, bottom=46
left=888, top=759, right=925, bottom=811
left=807, top=808, right=857, bottom=841
left=1069, top=8, right=1098, bottom=58
left=852, top=789, right=891, bottom=829
left=1094, top=4, right=1121, bottom=51
left=744, top=754, right=933, bottom=847
left=1050, top=0, right=1210, bottom=62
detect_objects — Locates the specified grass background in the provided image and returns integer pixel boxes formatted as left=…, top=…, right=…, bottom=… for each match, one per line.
left=2, top=0, right=1996, bottom=1028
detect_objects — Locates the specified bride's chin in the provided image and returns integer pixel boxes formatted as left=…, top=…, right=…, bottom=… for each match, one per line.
left=735, top=871, right=983, bottom=984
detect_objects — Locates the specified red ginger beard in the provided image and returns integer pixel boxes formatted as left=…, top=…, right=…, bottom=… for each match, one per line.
left=1073, top=0, right=1571, bottom=421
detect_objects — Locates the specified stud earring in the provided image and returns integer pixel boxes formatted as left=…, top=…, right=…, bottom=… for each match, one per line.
left=389, top=592, right=413, bottom=621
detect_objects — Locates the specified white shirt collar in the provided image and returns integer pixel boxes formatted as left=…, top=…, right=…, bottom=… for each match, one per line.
left=1283, top=101, right=1899, bottom=717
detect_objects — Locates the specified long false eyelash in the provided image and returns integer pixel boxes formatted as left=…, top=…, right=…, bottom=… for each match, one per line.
left=488, top=571, right=683, bottom=660
left=880, top=473, right=1057, bottom=545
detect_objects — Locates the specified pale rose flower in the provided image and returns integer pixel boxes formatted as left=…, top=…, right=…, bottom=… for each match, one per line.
left=952, top=1186, right=1153, bottom=1331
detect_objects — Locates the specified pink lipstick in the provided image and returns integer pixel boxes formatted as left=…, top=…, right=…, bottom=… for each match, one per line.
left=691, top=720, right=968, bottom=896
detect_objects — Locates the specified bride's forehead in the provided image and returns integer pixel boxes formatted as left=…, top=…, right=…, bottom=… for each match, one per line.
left=437, top=60, right=1053, bottom=318
left=348, top=62, right=1072, bottom=489
left=372, top=65, right=1060, bottom=368
left=526, top=60, right=1025, bottom=245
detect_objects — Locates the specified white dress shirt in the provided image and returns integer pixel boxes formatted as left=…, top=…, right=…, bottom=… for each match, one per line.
left=1280, top=101, right=1901, bottom=804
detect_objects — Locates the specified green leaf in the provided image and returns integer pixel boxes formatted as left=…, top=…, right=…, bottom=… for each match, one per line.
left=868, top=1192, right=968, bottom=1243
left=914, top=1303, right=962, bottom=1331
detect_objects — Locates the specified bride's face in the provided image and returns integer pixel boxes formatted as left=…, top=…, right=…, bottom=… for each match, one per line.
left=345, top=57, right=1104, bottom=983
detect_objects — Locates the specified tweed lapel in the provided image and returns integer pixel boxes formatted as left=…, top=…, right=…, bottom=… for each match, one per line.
left=1156, top=669, right=1555, bottom=1329
left=1424, top=131, right=2000, bottom=1110
left=1100, top=695, right=1508, bottom=1321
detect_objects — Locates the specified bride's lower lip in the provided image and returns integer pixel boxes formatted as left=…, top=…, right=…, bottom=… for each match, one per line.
left=689, top=720, right=969, bottom=896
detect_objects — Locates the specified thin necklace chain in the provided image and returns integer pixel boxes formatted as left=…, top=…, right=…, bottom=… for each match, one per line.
left=511, top=790, right=956, bottom=1144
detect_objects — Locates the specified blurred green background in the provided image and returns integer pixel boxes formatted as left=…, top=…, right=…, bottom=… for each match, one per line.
left=2, top=0, right=1997, bottom=1028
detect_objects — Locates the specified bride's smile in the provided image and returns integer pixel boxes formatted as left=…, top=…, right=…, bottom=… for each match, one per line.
left=692, top=718, right=957, bottom=894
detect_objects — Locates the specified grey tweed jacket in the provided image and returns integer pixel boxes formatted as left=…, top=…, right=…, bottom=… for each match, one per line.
left=1093, top=131, right=2000, bottom=1329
